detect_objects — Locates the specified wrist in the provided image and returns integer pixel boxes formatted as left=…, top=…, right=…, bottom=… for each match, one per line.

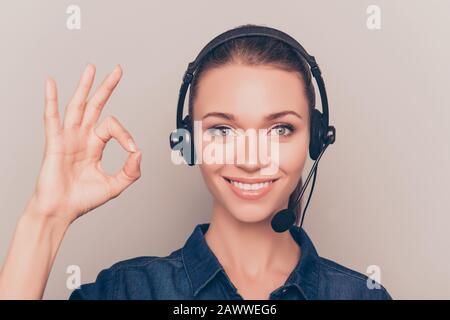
left=21, top=195, right=72, bottom=232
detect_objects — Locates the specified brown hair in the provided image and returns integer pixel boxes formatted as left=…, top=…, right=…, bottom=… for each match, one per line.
left=188, top=24, right=316, bottom=225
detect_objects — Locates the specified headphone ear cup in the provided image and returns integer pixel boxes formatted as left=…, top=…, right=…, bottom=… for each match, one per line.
left=182, top=115, right=196, bottom=166
left=168, top=116, right=196, bottom=166
left=309, top=109, right=326, bottom=160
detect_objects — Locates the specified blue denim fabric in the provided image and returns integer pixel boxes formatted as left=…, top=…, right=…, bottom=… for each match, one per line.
left=69, top=223, right=392, bottom=300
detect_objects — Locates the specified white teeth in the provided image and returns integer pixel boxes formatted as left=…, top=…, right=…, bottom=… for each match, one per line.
left=228, top=179, right=273, bottom=191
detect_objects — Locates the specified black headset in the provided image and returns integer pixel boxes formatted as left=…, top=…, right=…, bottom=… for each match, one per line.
left=169, top=25, right=336, bottom=232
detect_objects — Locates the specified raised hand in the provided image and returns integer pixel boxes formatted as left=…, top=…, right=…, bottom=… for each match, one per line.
left=29, top=64, right=142, bottom=225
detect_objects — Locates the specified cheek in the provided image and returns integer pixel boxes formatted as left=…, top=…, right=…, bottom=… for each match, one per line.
left=198, top=162, right=224, bottom=195
left=277, top=139, right=308, bottom=197
left=277, top=133, right=309, bottom=174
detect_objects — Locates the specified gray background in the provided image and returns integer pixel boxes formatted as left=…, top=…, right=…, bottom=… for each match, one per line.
left=0, top=0, right=449, bottom=299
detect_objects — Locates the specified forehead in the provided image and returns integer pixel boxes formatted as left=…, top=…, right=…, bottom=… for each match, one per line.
left=193, top=64, right=309, bottom=121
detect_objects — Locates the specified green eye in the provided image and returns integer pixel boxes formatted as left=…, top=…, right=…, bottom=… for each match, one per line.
left=269, top=124, right=294, bottom=136
left=207, top=126, right=234, bottom=137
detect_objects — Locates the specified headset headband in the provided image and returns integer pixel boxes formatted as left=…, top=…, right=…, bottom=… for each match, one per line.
left=176, top=25, right=329, bottom=129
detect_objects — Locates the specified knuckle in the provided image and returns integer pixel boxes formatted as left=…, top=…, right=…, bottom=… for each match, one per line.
left=109, top=190, right=120, bottom=200
left=92, top=99, right=104, bottom=111
left=124, top=131, right=132, bottom=140
left=45, top=97, right=57, bottom=104
left=105, top=84, right=115, bottom=93
left=44, top=110, right=57, bottom=119
left=106, top=180, right=120, bottom=199
left=95, top=100, right=106, bottom=110
left=111, top=190, right=121, bottom=199
left=106, top=115, right=117, bottom=124
left=80, top=81, right=91, bottom=91
left=78, top=100, right=87, bottom=110
left=122, top=170, right=134, bottom=181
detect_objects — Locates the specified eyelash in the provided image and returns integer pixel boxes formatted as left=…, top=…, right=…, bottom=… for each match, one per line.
left=206, top=123, right=296, bottom=137
left=270, top=123, right=296, bottom=137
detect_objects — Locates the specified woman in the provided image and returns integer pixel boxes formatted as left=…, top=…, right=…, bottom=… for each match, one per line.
left=0, top=24, right=391, bottom=300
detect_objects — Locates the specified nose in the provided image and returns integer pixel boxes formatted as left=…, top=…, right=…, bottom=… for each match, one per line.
left=233, top=129, right=274, bottom=173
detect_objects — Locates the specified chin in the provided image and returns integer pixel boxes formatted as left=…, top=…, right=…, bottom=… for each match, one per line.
left=222, top=200, right=278, bottom=224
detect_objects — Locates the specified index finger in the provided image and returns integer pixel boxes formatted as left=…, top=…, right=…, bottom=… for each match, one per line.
left=90, top=115, right=137, bottom=160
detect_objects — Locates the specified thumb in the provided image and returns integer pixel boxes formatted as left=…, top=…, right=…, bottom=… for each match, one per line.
left=108, top=150, right=142, bottom=198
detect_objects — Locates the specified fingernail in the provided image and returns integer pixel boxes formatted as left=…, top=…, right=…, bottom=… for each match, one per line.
left=128, top=139, right=137, bottom=152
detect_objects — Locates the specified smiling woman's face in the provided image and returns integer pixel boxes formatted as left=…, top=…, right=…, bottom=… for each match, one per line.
left=192, top=63, right=310, bottom=224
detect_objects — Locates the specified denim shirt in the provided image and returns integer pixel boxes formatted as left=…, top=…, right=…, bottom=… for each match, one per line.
left=69, top=223, right=392, bottom=300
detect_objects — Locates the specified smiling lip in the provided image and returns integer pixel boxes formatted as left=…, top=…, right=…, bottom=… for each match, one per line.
left=223, top=176, right=279, bottom=200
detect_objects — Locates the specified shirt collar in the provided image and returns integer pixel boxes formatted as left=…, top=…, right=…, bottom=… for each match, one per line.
left=181, top=222, right=320, bottom=299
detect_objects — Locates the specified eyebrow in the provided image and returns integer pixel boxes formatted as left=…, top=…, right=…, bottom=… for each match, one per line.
left=201, top=110, right=303, bottom=121
left=265, top=111, right=303, bottom=121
